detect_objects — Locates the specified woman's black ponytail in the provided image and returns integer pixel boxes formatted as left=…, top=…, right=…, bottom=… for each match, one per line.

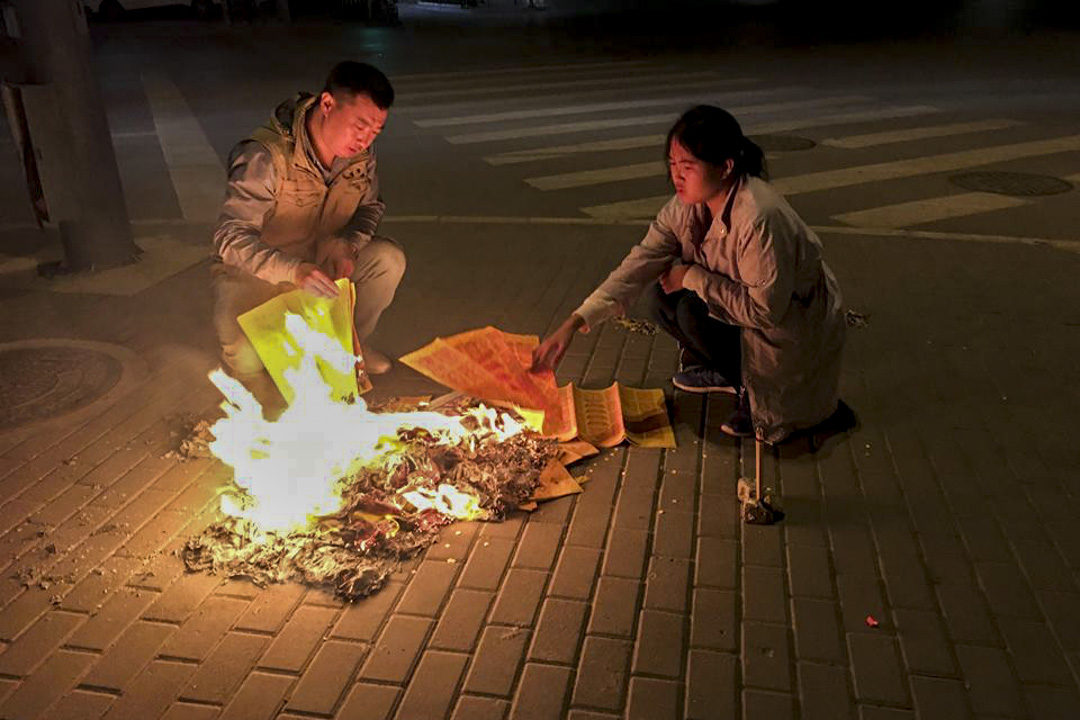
left=737, top=135, right=766, bottom=180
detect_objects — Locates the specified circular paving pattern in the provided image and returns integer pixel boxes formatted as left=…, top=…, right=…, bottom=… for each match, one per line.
left=0, top=341, right=128, bottom=432
left=749, top=134, right=817, bottom=152
left=948, top=171, right=1074, bottom=197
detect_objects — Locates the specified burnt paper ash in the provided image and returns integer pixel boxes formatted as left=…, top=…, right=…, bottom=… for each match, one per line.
left=182, top=407, right=556, bottom=601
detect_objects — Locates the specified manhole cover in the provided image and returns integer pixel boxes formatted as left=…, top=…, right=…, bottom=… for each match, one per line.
left=0, top=343, right=124, bottom=431
left=949, top=171, right=1073, bottom=197
left=748, top=134, right=817, bottom=152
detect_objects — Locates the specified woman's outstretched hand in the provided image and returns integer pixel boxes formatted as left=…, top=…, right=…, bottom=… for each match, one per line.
left=531, top=314, right=586, bottom=373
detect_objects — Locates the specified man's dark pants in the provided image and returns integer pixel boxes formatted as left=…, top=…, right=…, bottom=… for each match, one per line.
left=643, top=283, right=742, bottom=384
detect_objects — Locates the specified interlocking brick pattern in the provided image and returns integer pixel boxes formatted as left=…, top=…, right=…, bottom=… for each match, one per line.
left=1, top=228, right=1080, bottom=720
left=1, top=31, right=1079, bottom=718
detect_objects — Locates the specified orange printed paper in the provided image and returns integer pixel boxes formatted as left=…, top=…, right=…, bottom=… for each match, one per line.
left=401, top=328, right=675, bottom=449
left=401, top=327, right=558, bottom=413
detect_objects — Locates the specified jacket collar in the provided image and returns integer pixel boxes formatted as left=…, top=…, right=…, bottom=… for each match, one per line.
left=290, top=95, right=321, bottom=171
left=688, top=174, right=743, bottom=241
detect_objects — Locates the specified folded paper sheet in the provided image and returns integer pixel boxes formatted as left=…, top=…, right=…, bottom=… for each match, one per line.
left=401, top=327, right=675, bottom=449
left=543, top=383, right=676, bottom=449
left=237, top=278, right=362, bottom=406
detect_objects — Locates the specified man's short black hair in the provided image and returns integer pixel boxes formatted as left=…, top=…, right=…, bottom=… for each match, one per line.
left=322, top=62, right=394, bottom=110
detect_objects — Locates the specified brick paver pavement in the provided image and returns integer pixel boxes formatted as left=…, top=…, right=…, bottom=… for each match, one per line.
left=1, top=218, right=1078, bottom=719
left=1, top=15, right=1080, bottom=720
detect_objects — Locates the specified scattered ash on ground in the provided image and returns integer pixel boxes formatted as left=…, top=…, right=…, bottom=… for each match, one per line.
left=845, top=310, right=870, bottom=329
left=613, top=316, right=659, bottom=335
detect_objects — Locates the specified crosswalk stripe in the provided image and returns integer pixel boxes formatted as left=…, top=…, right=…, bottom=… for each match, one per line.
left=391, top=59, right=654, bottom=83
left=488, top=103, right=937, bottom=165
left=400, top=70, right=727, bottom=102
left=820, top=118, right=1022, bottom=149
left=419, top=78, right=758, bottom=118
left=527, top=105, right=947, bottom=191
left=832, top=192, right=1029, bottom=228
left=744, top=105, right=941, bottom=135
left=142, top=73, right=223, bottom=222
left=451, top=113, right=677, bottom=145
left=488, top=134, right=669, bottom=165
left=812, top=225, right=1080, bottom=253
left=582, top=195, right=669, bottom=220
left=454, top=95, right=886, bottom=146
left=529, top=161, right=659, bottom=191
left=581, top=135, right=1080, bottom=219
left=774, top=134, right=1080, bottom=195
left=414, top=81, right=773, bottom=127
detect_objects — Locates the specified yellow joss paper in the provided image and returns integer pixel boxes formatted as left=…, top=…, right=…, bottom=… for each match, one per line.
left=618, top=385, right=677, bottom=448
left=541, top=383, right=675, bottom=448
left=237, top=278, right=362, bottom=406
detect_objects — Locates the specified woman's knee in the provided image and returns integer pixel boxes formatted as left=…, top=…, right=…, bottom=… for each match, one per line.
left=673, top=291, right=714, bottom=328
left=642, top=282, right=671, bottom=324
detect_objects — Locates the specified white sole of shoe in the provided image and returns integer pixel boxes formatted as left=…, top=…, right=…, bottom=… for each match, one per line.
left=671, top=378, right=737, bottom=395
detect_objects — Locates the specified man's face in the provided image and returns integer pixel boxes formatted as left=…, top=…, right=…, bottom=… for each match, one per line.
left=668, top=139, right=726, bottom=206
left=318, top=91, right=388, bottom=159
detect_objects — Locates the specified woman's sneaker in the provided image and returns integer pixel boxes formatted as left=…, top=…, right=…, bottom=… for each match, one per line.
left=720, top=388, right=754, bottom=438
left=672, top=367, right=736, bottom=395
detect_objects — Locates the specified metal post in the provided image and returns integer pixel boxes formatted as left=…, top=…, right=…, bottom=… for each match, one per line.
left=14, top=0, right=139, bottom=273
left=754, top=437, right=763, bottom=502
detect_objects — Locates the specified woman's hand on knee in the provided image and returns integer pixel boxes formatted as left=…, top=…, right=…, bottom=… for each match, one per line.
left=660, top=263, right=690, bottom=294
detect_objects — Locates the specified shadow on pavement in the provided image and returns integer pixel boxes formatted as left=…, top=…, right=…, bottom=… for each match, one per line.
left=779, top=398, right=859, bottom=459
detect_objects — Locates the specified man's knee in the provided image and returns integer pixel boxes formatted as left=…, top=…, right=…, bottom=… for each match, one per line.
left=222, top=336, right=266, bottom=377
left=211, top=265, right=282, bottom=370
left=358, top=237, right=406, bottom=283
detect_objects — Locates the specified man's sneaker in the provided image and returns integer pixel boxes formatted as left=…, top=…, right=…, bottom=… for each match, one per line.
left=672, top=367, right=737, bottom=395
left=720, top=389, right=754, bottom=438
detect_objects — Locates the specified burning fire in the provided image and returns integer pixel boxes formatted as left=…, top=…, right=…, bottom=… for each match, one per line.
left=207, top=313, right=524, bottom=534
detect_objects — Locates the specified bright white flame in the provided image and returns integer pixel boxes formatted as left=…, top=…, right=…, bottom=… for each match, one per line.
left=401, top=483, right=484, bottom=520
left=208, top=314, right=523, bottom=533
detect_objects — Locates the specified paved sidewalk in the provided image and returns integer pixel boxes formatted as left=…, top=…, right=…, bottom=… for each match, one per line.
left=0, top=211, right=1078, bottom=719
left=0, top=15, right=1079, bottom=718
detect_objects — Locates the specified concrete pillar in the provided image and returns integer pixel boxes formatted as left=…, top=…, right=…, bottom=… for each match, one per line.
left=13, top=0, right=139, bottom=273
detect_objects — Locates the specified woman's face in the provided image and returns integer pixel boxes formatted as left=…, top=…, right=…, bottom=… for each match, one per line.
left=668, top=139, right=727, bottom=206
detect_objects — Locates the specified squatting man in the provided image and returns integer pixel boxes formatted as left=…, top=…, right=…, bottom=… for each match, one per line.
left=211, top=61, right=404, bottom=403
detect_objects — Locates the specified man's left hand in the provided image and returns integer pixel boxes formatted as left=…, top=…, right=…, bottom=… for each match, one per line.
left=660, top=263, right=691, bottom=294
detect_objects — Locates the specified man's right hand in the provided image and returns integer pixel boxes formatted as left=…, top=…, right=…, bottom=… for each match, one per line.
left=294, top=262, right=340, bottom=298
